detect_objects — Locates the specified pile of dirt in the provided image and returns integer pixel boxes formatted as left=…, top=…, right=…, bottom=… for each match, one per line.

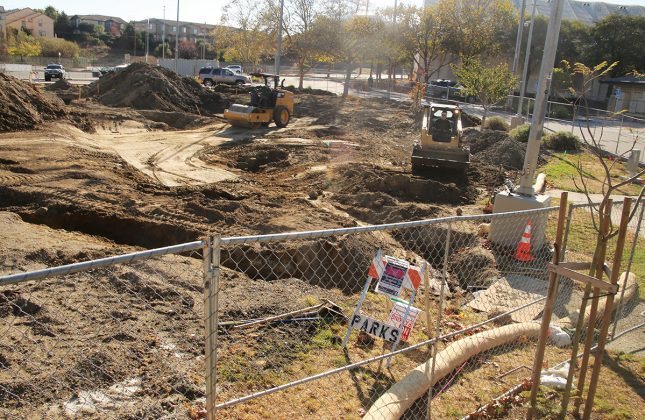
left=86, top=63, right=230, bottom=115
left=45, top=79, right=74, bottom=92
left=463, top=129, right=527, bottom=170
left=448, top=246, right=500, bottom=290
left=0, top=73, right=67, bottom=132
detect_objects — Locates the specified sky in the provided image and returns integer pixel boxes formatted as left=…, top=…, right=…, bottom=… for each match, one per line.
left=2, top=0, right=644, bottom=25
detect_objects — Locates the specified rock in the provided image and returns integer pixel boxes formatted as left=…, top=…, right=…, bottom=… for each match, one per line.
left=35, top=207, right=48, bottom=216
left=308, top=191, right=319, bottom=200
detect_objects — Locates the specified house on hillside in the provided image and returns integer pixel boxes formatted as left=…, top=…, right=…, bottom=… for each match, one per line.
left=602, top=76, right=645, bottom=116
left=133, top=19, right=218, bottom=44
left=2, top=8, right=54, bottom=38
left=71, top=15, right=126, bottom=36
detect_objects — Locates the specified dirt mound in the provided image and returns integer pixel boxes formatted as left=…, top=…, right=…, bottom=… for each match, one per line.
left=334, top=165, right=478, bottom=205
left=333, top=191, right=444, bottom=224
left=86, top=63, right=230, bottom=114
left=45, top=78, right=73, bottom=92
left=463, top=129, right=528, bottom=170
left=448, top=247, right=499, bottom=290
left=0, top=73, right=67, bottom=132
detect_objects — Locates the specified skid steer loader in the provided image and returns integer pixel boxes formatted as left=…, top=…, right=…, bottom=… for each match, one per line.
left=224, top=73, right=294, bottom=129
left=411, top=103, right=470, bottom=173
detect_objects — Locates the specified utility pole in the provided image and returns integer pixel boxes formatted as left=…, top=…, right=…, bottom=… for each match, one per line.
left=517, top=0, right=565, bottom=195
left=518, top=0, right=538, bottom=117
left=511, top=0, right=527, bottom=76
left=275, top=0, right=285, bottom=76
left=145, top=18, right=149, bottom=63
left=162, top=5, right=166, bottom=60
left=175, top=0, right=179, bottom=74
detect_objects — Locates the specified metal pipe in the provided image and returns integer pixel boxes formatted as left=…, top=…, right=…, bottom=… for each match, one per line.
left=0, top=240, right=204, bottom=286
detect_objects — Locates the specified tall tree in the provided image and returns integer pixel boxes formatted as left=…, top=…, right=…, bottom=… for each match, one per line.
left=437, top=0, right=516, bottom=59
left=588, top=14, right=645, bottom=76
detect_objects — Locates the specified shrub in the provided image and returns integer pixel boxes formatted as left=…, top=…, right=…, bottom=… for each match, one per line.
left=37, top=37, right=80, bottom=58
left=484, top=115, right=510, bottom=132
left=509, top=124, right=531, bottom=143
left=542, top=131, right=580, bottom=151
left=549, top=104, right=573, bottom=120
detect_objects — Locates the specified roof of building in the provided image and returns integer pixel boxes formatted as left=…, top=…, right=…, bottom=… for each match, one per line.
left=73, top=15, right=127, bottom=24
left=600, top=76, right=645, bottom=85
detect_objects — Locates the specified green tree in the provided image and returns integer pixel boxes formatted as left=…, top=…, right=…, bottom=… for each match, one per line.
left=154, top=43, right=172, bottom=58
left=437, top=0, right=517, bottom=59
left=7, top=30, right=42, bottom=61
left=37, top=37, right=80, bottom=58
left=588, top=14, right=645, bottom=76
left=453, top=58, right=517, bottom=129
left=43, top=6, right=60, bottom=20
left=54, top=12, right=73, bottom=39
left=556, top=20, right=591, bottom=65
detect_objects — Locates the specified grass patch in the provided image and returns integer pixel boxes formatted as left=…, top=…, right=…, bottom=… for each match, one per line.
left=540, top=151, right=641, bottom=196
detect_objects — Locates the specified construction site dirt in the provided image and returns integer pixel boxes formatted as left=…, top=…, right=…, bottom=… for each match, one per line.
left=0, top=67, right=542, bottom=417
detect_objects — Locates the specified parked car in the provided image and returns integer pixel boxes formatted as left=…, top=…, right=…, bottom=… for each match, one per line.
left=225, top=65, right=243, bottom=75
left=427, top=79, right=475, bottom=102
left=44, top=64, right=65, bottom=82
left=199, top=67, right=250, bottom=87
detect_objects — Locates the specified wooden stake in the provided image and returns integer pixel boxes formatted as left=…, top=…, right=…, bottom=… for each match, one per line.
left=560, top=200, right=613, bottom=414
left=526, top=191, right=568, bottom=420
left=572, top=202, right=613, bottom=416
left=582, top=198, right=632, bottom=419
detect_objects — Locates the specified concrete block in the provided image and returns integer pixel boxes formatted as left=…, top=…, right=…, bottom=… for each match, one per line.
left=489, top=191, right=552, bottom=248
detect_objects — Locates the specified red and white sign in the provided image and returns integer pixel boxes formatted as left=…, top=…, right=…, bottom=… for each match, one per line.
left=369, top=255, right=423, bottom=298
left=386, top=301, right=421, bottom=342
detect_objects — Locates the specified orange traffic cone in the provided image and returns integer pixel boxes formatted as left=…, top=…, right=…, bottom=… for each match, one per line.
left=514, top=220, right=535, bottom=262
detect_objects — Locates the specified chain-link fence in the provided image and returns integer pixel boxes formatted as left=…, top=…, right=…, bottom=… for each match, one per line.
left=0, top=242, right=207, bottom=418
left=1, top=203, right=642, bottom=419
left=208, top=206, right=574, bottom=419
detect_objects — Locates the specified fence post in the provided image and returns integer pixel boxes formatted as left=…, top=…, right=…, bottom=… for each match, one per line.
left=615, top=114, right=624, bottom=155
left=204, top=235, right=221, bottom=420
left=582, top=198, right=632, bottom=419
left=527, top=191, right=568, bottom=420
left=611, top=200, right=644, bottom=338
left=426, top=221, right=452, bottom=420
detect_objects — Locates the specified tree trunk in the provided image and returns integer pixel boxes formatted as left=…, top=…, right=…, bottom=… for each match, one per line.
left=369, top=62, right=373, bottom=78
left=298, top=58, right=305, bottom=89
left=343, top=60, right=352, bottom=98
left=481, top=107, right=488, bottom=132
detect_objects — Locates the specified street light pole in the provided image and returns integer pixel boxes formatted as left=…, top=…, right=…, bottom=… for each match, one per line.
left=517, top=0, right=565, bottom=195
left=517, top=0, right=538, bottom=116
left=162, top=5, right=166, bottom=60
left=175, top=0, right=179, bottom=74
left=511, top=0, right=527, bottom=76
left=275, top=0, right=285, bottom=76
left=145, top=18, right=149, bottom=63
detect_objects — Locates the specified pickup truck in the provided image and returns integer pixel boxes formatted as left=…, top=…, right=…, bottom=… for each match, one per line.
left=44, top=64, right=66, bottom=81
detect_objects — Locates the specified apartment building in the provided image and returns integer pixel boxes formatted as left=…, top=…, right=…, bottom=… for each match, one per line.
left=71, top=15, right=127, bottom=36
left=134, top=18, right=217, bottom=43
left=3, top=8, right=54, bottom=38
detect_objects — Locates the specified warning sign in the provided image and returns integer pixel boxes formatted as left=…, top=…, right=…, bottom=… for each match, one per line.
left=349, top=313, right=400, bottom=342
left=375, top=256, right=409, bottom=298
left=387, top=300, right=421, bottom=342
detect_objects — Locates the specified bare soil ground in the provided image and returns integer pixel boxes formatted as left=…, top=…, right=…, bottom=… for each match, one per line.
left=1, top=78, right=640, bottom=418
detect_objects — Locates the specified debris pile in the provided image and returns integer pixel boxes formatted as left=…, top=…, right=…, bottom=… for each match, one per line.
left=463, top=129, right=528, bottom=170
left=0, top=73, right=67, bottom=132
left=86, top=63, right=230, bottom=114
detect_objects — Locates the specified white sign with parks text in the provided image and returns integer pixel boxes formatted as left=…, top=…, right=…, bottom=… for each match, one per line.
left=349, top=313, right=401, bottom=342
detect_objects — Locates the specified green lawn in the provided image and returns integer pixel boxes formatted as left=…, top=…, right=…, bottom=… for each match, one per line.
left=541, top=151, right=642, bottom=196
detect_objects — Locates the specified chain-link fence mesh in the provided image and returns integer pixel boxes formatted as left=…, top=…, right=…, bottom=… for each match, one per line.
left=211, top=207, right=574, bottom=418
left=1, top=202, right=641, bottom=419
left=0, top=245, right=206, bottom=418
